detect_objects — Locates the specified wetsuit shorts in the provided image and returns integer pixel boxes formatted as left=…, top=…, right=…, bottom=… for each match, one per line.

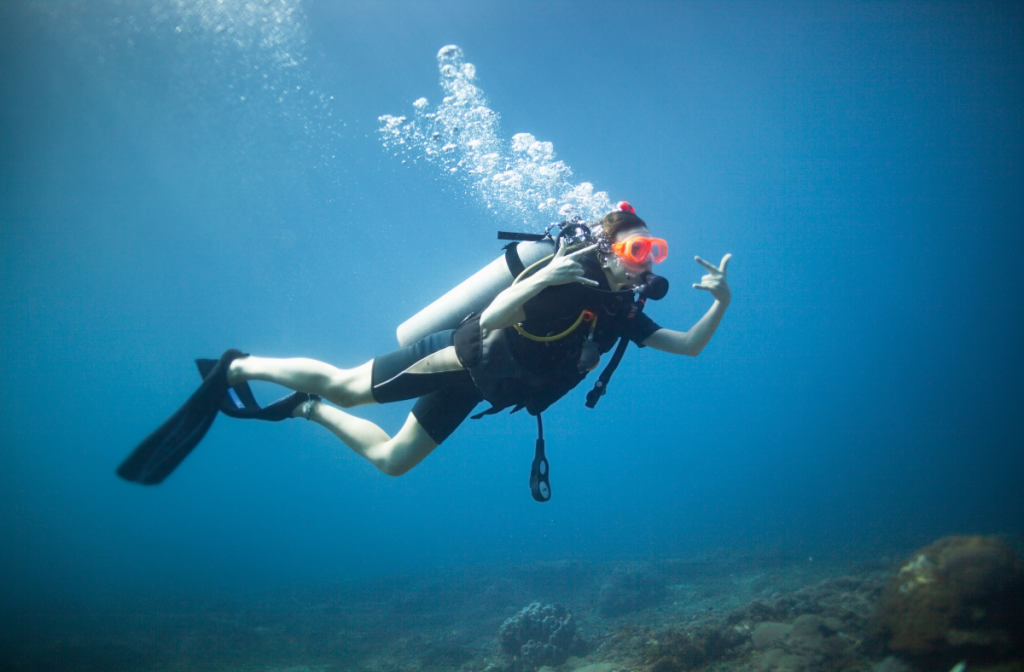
left=370, top=330, right=484, bottom=444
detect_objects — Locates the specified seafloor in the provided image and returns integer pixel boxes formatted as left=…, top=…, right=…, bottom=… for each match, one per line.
left=2, top=539, right=1021, bottom=672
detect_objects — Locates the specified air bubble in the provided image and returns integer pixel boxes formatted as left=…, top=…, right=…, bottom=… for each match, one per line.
left=379, top=45, right=614, bottom=227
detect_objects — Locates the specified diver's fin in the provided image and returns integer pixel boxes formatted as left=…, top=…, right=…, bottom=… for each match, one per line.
left=116, top=349, right=246, bottom=485
left=196, top=359, right=306, bottom=422
left=196, top=358, right=260, bottom=415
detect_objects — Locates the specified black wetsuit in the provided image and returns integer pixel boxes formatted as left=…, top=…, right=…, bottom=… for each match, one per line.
left=370, top=262, right=661, bottom=443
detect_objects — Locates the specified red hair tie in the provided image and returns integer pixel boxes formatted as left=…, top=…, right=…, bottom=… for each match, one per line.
left=617, top=201, right=635, bottom=214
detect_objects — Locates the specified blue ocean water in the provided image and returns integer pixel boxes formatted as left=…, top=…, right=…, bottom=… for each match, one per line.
left=1, top=1, right=1022, bottom=669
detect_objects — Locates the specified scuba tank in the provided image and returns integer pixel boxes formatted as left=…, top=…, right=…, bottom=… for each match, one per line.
left=396, top=236, right=555, bottom=347
left=397, top=220, right=668, bottom=347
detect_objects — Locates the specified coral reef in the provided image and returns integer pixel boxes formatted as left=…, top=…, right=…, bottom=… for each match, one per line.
left=498, top=602, right=576, bottom=669
left=642, top=624, right=746, bottom=671
left=873, top=535, right=1024, bottom=666
left=746, top=614, right=860, bottom=671
left=12, top=539, right=1024, bottom=672
left=619, top=571, right=883, bottom=672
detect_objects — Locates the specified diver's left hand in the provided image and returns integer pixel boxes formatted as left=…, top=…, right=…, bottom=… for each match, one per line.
left=693, top=254, right=731, bottom=306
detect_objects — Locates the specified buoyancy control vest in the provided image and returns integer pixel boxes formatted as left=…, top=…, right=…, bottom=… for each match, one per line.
left=453, top=255, right=660, bottom=416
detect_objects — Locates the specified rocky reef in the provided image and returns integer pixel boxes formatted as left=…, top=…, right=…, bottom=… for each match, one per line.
left=606, top=570, right=884, bottom=672
left=499, top=602, right=578, bottom=669
left=872, top=535, right=1024, bottom=668
left=8, top=536, right=1024, bottom=672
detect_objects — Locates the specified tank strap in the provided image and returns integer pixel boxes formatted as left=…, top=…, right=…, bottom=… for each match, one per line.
left=503, top=242, right=526, bottom=278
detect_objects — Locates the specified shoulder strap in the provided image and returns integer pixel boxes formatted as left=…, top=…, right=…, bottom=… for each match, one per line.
left=585, top=334, right=630, bottom=408
left=503, top=242, right=527, bottom=278
left=585, top=295, right=647, bottom=408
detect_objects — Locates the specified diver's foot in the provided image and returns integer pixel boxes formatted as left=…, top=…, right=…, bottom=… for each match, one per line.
left=226, top=355, right=249, bottom=387
left=292, top=394, right=322, bottom=420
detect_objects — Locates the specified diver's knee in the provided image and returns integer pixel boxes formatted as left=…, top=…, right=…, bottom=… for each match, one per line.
left=379, top=460, right=411, bottom=478
left=328, top=362, right=374, bottom=408
left=328, top=387, right=358, bottom=408
left=365, top=446, right=409, bottom=477
left=325, top=374, right=360, bottom=407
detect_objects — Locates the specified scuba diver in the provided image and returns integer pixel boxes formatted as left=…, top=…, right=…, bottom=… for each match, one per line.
left=118, top=203, right=731, bottom=501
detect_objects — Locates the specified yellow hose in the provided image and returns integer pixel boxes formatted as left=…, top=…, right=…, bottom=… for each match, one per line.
left=514, top=310, right=595, bottom=342
left=510, top=241, right=596, bottom=343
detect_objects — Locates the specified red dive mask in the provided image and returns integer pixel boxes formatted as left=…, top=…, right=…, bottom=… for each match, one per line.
left=611, top=236, right=668, bottom=264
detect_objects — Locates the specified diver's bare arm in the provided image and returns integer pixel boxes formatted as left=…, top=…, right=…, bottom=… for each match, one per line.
left=479, top=273, right=543, bottom=330
left=643, top=301, right=728, bottom=356
left=643, top=254, right=731, bottom=357
left=480, top=243, right=599, bottom=330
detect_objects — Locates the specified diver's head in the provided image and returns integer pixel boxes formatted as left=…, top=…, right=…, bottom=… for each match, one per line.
left=596, top=203, right=649, bottom=245
left=596, top=203, right=668, bottom=291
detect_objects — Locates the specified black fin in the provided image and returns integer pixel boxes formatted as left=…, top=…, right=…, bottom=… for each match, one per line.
left=254, top=391, right=308, bottom=421
left=117, top=349, right=245, bottom=485
left=196, top=359, right=305, bottom=422
left=197, top=358, right=261, bottom=416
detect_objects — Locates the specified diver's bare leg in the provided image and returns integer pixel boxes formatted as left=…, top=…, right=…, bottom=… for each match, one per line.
left=227, top=356, right=439, bottom=475
left=304, top=407, right=439, bottom=477
left=227, top=357, right=375, bottom=408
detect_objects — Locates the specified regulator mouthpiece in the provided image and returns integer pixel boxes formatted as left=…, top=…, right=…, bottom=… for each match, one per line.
left=639, top=272, right=669, bottom=300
